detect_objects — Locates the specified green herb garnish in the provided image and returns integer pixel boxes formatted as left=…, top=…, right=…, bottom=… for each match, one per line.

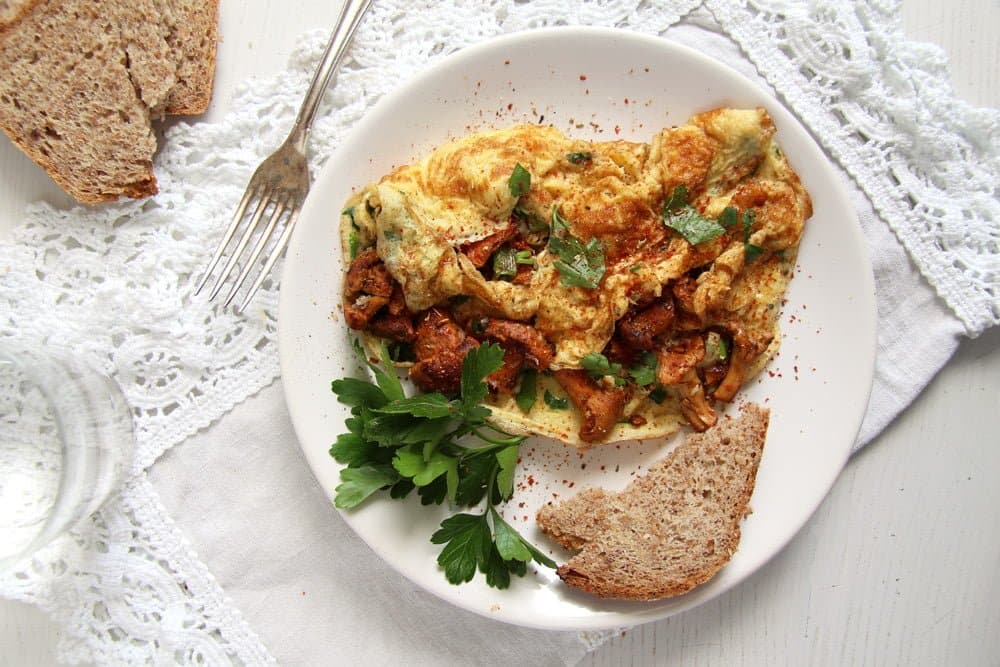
left=740, top=209, right=764, bottom=263
left=492, top=246, right=518, bottom=281
left=662, top=184, right=691, bottom=212
left=330, top=341, right=555, bottom=588
left=548, top=206, right=606, bottom=289
left=514, top=250, right=536, bottom=266
left=628, top=351, right=658, bottom=386
left=718, top=206, right=739, bottom=229
left=508, top=163, right=531, bottom=198
left=343, top=206, right=361, bottom=258
left=648, top=385, right=669, bottom=403
left=543, top=389, right=568, bottom=409
left=515, top=368, right=537, bottom=413
left=566, top=151, right=593, bottom=165
left=580, top=352, right=625, bottom=386
left=662, top=186, right=726, bottom=245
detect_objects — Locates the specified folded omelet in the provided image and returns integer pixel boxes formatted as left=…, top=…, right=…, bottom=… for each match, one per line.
left=340, top=108, right=811, bottom=448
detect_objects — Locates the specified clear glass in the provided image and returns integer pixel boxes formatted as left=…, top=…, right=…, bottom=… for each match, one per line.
left=0, top=340, right=134, bottom=571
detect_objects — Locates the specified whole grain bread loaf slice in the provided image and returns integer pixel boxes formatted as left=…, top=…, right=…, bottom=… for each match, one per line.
left=0, top=0, right=160, bottom=202
left=536, top=403, right=770, bottom=600
left=158, top=0, right=218, bottom=115
left=0, top=0, right=218, bottom=202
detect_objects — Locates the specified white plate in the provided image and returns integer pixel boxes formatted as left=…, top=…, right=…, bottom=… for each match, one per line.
left=278, top=27, right=876, bottom=631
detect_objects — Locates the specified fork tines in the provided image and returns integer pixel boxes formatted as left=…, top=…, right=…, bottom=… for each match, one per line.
left=194, top=177, right=301, bottom=313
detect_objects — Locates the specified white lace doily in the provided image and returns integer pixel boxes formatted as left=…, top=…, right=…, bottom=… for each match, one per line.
left=0, top=1, right=997, bottom=663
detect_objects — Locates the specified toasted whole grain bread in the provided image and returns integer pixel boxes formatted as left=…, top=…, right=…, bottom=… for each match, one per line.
left=536, top=403, right=770, bottom=600
left=0, top=0, right=160, bottom=202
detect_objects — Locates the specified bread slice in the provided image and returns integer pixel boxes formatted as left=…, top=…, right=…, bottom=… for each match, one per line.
left=0, top=0, right=28, bottom=24
left=157, top=0, right=218, bottom=115
left=120, top=0, right=179, bottom=111
left=536, top=403, right=770, bottom=600
left=0, top=0, right=219, bottom=202
left=0, top=0, right=161, bottom=202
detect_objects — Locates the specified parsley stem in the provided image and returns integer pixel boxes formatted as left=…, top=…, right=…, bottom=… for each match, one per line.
left=471, top=428, right=524, bottom=447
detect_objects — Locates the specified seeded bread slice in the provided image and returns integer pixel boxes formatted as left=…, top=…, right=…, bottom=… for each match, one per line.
left=0, top=0, right=160, bottom=202
left=536, top=403, right=769, bottom=600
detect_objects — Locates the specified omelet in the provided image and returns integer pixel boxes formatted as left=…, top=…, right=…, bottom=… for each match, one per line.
left=339, top=108, right=811, bottom=448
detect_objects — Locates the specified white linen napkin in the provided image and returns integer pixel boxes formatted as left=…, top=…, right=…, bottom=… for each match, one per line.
left=0, top=1, right=996, bottom=664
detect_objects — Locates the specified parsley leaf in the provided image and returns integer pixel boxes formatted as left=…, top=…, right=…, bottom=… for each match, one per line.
left=744, top=243, right=765, bottom=263
left=662, top=184, right=690, bottom=212
left=330, top=433, right=379, bottom=467
left=432, top=513, right=489, bottom=584
left=329, top=339, right=556, bottom=589
left=566, top=151, right=593, bottom=165
left=334, top=465, right=399, bottom=509
left=580, top=352, right=621, bottom=377
left=331, top=377, right=388, bottom=409
left=515, top=368, right=537, bottom=413
left=548, top=207, right=606, bottom=289
left=580, top=352, right=626, bottom=386
left=494, top=445, right=519, bottom=501
left=718, top=206, right=739, bottom=228
left=373, top=393, right=455, bottom=419
left=491, top=508, right=557, bottom=568
left=661, top=186, right=726, bottom=245
left=664, top=207, right=727, bottom=245
left=508, top=163, right=531, bottom=198
left=628, top=351, right=659, bottom=387
left=740, top=209, right=764, bottom=262
left=461, top=343, right=505, bottom=413
left=543, top=389, right=569, bottom=409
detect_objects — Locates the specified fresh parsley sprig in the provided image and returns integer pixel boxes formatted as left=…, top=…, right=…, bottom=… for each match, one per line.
left=329, top=340, right=556, bottom=588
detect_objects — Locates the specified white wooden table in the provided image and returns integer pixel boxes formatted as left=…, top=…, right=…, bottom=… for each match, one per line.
left=2, top=1, right=998, bottom=665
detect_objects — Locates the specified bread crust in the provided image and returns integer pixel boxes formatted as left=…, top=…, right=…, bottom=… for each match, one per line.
left=0, top=0, right=218, bottom=203
left=536, top=403, right=770, bottom=600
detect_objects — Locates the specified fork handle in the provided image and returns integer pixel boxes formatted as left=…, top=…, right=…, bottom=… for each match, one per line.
left=289, top=0, right=373, bottom=148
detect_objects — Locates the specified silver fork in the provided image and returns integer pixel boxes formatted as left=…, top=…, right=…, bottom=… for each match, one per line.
left=195, top=0, right=373, bottom=313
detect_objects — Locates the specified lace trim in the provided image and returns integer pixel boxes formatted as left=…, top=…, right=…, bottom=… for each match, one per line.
left=1, top=1, right=996, bottom=663
left=706, top=0, right=1000, bottom=334
left=1, top=475, right=275, bottom=664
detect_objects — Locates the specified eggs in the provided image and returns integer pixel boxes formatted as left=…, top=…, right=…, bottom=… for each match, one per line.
left=340, top=108, right=811, bottom=447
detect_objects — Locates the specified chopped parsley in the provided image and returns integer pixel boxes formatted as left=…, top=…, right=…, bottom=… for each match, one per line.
left=343, top=206, right=361, bottom=258
left=514, top=250, right=536, bottom=266
left=566, top=151, right=593, bottom=165
left=661, top=186, right=726, bottom=245
left=741, top=209, right=764, bottom=262
left=329, top=340, right=555, bottom=588
left=548, top=206, right=606, bottom=289
left=492, top=246, right=518, bottom=281
left=717, top=206, right=739, bottom=229
left=663, top=188, right=764, bottom=259
left=580, top=352, right=626, bottom=386
left=543, top=389, right=568, bottom=409
left=515, top=368, right=537, bottom=413
left=627, top=351, right=659, bottom=387
left=508, top=163, right=531, bottom=198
